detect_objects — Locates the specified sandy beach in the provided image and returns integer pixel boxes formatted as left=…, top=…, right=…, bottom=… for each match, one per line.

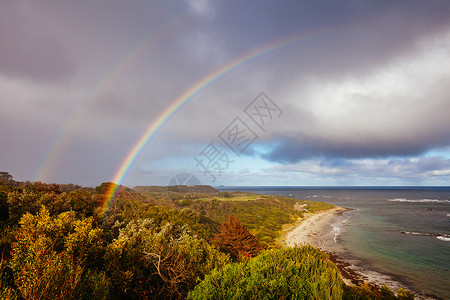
left=284, top=207, right=423, bottom=297
left=285, top=207, right=348, bottom=249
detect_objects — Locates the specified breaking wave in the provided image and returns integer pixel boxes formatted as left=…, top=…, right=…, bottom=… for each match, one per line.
left=388, top=198, right=450, bottom=203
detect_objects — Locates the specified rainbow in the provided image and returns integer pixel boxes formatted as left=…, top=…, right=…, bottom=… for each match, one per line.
left=31, top=9, right=187, bottom=183
left=101, top=28, right=335, bottom=218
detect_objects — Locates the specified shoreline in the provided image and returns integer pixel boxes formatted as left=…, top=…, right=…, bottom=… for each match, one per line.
left=284, top=207, right=349, bottom=249
left=283, top=207, right=436, bottom=299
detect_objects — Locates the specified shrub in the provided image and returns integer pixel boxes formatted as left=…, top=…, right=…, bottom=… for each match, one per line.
left=106, top=219, right=230, bottom=299
left=188, top=245, right=345, bottom=300
left=343, top=283, right=415, bottom=300
left=0, top=258, right=17, bottom=300
left=9, top=206, right=104, bottom=299
left=75, top=269, right=112, bottom=300
left=396, top=288, right=414, bottom=300
left=218, top=191, right=231, bottom=198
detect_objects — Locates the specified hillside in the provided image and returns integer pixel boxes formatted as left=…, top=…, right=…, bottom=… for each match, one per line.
left=134, top=185, right=218, bottom=194
left=0, top=178, right=414, bottom=299
left=155, top=191, right=335, bottom=247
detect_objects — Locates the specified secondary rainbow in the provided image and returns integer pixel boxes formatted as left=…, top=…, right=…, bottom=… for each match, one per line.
left=32, top=10, right=187, bottom=183
left=101, top=28, right=334, bottom=217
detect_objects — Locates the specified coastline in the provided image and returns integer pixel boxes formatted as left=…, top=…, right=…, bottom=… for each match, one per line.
left=283, top=207, right=432, bottom=299
left=285, top=207, right=349, bottom=249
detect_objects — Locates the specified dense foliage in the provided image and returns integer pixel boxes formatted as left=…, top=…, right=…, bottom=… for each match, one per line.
left=105, top=218, right=229, bottom=299
left=10, top=207, right=102, bottom=299
left=188, top=245, right=345, bottom=300
left=0, top=174, right=415, bottom=299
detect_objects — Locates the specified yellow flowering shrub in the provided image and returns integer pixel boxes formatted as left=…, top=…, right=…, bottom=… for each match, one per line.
left=9, top=206, right=103, bottom=299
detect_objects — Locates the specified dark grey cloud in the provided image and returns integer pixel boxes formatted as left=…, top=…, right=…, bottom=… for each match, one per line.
left=256, top=28, right=450, bottom=164
left=261, top=125, right=450, bottom=163
left=194, top=1, right=450, bottom=78
left=265, top=155, right=450, bottom=183
left=260, top=120, right=450, bottom=166
left=1, top=0, right=450, bottom=185
left=0, top=2, right=75, bottom=81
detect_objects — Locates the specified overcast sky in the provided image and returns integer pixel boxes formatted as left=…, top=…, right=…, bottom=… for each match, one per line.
left=1, top=0, right=450, bottom=187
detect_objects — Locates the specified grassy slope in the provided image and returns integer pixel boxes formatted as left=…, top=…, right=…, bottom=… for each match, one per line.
left=142, top=191, right=335, bottom=248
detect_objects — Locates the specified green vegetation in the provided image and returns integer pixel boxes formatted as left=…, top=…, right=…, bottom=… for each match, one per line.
left=10, top=207, right=102, bottom=299
left=0, top=173, right=415, bottom=299
left=156, top=191, right=334, bottom=247
left=343, top=284, right=414, bottom=300
left=188, top=245, right=345, bottom=300
left=104, top=218, right=229, bottom=299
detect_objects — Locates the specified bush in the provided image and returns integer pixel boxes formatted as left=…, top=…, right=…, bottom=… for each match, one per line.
left=0, top=258, right=17, bottom=300
left=396, top=288, right=414, bottom=300
left=343, top=283, right=415, bottom=300
left=9, top=206, right=104, bottom=299
left=106, top=219, right=230, bottom=299
left=188, top=245, right=345, bottom=300
left=218, top=191, right=231, bottom=198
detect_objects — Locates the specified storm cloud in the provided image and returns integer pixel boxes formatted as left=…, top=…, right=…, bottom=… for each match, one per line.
left=1, top=0, right=450, bottom=186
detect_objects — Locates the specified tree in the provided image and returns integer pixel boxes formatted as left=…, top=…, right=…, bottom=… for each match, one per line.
left=6, top=189, right=68, bottom=224
left=214, top=215, right=265, bottom=260
left=95, top=182, right=118, bottom=194
left=21, top=181, right=61, bottom=193
left=0, top=172, right=12, bottom=184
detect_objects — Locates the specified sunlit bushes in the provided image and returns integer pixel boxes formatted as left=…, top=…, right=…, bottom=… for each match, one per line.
left=184, top=195, right=307, bottom=247
left=9, top=206, right=103, bottom=299
left=188, top=245, right=345, bottom=300
left=0, top=182, right=416, bottom=299
left=170, top=193, right=335, bottom=247
left=2, top=206, right=229, bottom=299
left=343, top=283, right=415, bottom=300
left=105, top=219, right=230, bottom=299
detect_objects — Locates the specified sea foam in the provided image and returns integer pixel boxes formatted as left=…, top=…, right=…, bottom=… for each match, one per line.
left=388, top=198, right=450, bottom=203
left=332, top=225, right=340, bottom=243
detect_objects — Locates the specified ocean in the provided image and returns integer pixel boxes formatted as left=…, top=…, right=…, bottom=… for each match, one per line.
left=219, top=186, right=450, bottom=299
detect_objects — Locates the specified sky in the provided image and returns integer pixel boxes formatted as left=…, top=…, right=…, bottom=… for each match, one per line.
left=1, top=0, right=450, bottom=187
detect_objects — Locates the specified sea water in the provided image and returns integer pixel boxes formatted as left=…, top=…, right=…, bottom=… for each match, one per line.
left=219, top=186, right=450, bottom=299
